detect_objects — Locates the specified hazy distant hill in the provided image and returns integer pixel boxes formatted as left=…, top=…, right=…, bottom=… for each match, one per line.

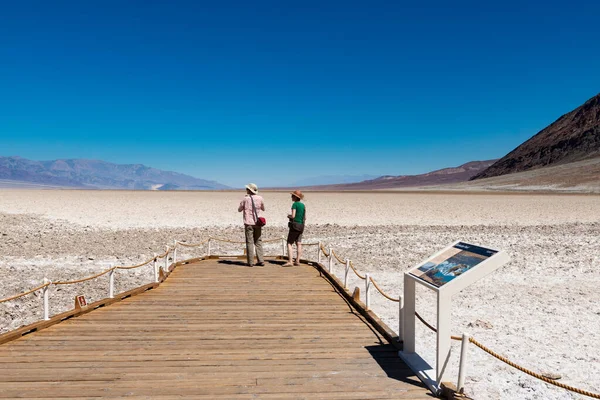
left=302, top=160, right=496, bottom=190
left=0, top=156, right=230, bottom=190
left=472, top=93, right=600, bottom=180
left=289, top=174, right=379, bottom=187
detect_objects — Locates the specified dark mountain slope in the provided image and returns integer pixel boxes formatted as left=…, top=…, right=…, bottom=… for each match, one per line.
left=472, top=93, right=600, bottom=180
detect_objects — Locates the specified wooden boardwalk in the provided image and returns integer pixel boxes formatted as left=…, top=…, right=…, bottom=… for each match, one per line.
left=0, top=257, right=430, bottom=399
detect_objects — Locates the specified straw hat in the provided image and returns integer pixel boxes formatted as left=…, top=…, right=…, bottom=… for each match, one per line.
left=245, top=183, right=258, bottom=194
left=290, top=190, right=304, bottom=200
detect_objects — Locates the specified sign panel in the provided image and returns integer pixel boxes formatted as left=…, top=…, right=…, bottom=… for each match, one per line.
left=409, top=242, right=497, bottom=288
left=402, top=241, right=509, bottom=392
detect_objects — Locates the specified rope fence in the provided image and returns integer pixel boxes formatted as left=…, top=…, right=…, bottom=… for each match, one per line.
left=414, top=311, right=600, bottom=399
left=115, top=256, right=155, bottom=270
left=369, top=276, right=400, bottom=302
left=0, top=235, right=285, bottom=305
left=156, top=248, right=170, bottom=258
left=317, top=242, right=600, bottom=400
left=468, top=337, right=600, bottom=399
left=1, top=235, right=598, bottom=399
left=53, top=267, right=116, bottom=285
left=0, top=282, right=51, bottom=304
left=183, top=236, right=284, bottom=245
left=331, top=249, right=346, bottom=264
left=320, top=243, right=328, bottom=254
left=176, top=239, right=210, bottom=247
left=349, top=260, right=367, bottom=280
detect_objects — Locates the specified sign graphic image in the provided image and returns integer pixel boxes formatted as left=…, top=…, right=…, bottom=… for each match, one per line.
left=410, top=242, right=498, bottom=287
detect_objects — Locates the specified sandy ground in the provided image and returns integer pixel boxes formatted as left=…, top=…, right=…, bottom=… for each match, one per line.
left=0, top=190, right=598, bottom=400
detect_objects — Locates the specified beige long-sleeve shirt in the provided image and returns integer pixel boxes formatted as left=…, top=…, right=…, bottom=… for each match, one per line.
left=238, top=195, right=265, bottom=226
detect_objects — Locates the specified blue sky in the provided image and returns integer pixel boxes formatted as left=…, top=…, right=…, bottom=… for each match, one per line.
left=1, top=1, right=599, bottom=187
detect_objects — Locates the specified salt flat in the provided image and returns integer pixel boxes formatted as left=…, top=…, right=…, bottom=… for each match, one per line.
left=0, top=189, right=599, bottom=227
left=0, top=189, right=598, bottom=400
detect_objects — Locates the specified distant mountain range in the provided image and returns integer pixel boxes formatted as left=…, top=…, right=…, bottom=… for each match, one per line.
left=4, top=92, right=598, bottom=192
left=288, top=174, right=379, bottom=187
left=472, top=92, right=600, bottom=180
left=299, top=160, right=497, bottom=190
left=303, top=92, right=600, bottom=191
left=0, top=157, right=230, bottom=190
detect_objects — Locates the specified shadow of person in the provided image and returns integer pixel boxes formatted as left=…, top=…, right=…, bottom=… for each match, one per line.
left=217, top=259, right=281, bottom=268
left=217, top=259, right=250, bottom=267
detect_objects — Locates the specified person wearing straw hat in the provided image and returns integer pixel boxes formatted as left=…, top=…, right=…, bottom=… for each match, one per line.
left=238, top=183, right=265, bottom=267
left=283, top=190, right=306, bottom=267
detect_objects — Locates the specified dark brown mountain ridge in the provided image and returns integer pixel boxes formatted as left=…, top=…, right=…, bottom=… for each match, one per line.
left=472, top=92, right=600, bottom=180
left=301, top=160, right=496, bottom=190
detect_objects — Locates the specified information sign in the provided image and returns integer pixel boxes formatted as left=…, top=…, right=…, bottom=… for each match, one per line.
left=409, top=242, right=497, bottom=288
left=400, top=240, right=509, bottom=395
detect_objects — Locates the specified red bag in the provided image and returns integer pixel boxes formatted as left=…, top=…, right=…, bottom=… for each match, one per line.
left=250, top=196, right=266, bottom=226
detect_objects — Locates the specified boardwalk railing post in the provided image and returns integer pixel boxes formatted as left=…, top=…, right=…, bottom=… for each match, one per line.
left=173, top=240, right=178, bottom=264
left=281, top=237, right=286, bottom=257
left=207, top=239, right=212, bottom=257
left=164, top=246, right=169, bottom=273
left=108, top=265, right=115, bottom=299
left=153, top=253, right=159, bottom=283
left=318, top=241, right=322, bottom=264
left=365, top=273, right=371, bottom=310
left=457, top=333, right=470, bottom=393
left=328, top=247, right=333, bottom=273
left=398, top=294, right=404, bottom=342
left=42, top=278, right=50, bottom=321
left=344, top=260, right=350, bottom=288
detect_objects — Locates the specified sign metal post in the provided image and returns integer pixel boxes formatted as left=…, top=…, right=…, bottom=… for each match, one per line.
left=399, top=241, right=509, bottom=395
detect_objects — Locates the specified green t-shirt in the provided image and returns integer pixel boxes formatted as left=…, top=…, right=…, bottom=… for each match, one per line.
left=292, top=201, right=305, bottom=223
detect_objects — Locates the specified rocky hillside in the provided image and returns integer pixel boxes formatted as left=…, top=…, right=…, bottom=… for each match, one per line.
left=303, top=160, right=496, bottom=190
left=0, top=157, right=230, bottom=190
left=472, top=93, right=600, bottom=180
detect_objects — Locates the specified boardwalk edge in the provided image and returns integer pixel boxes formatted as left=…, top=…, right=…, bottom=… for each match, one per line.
left=0, top=256, right=206, bottom=346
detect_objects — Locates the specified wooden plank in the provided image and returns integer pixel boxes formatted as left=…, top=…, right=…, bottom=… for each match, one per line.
left=0, top=257, right=430, bottom=399
left=0, top=283, right=159, bottom=346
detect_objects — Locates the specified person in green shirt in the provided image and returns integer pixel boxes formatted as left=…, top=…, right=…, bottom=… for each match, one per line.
left=283, top=190, right=306, bottom=267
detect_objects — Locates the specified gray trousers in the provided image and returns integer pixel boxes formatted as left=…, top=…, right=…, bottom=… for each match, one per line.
left=244, top=225, right=264, bottom=265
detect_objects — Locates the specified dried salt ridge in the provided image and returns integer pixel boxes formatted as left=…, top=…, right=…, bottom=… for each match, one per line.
left=1, top=191, right=599, bottom=400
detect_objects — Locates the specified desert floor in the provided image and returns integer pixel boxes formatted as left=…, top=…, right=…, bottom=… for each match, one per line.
left=0, top=189, right=598, bottom=400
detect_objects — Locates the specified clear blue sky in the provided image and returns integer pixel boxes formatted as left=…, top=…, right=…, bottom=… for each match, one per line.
left=1, top=1, right=599, bottom=187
